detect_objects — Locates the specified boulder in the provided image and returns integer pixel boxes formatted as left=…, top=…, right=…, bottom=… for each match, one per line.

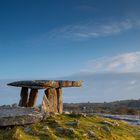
left=0, top=106, right=43, bottom=126
left=87, top=130, right=98, bottom=140
left=56, top=127, right=67, bottom=134
left=68, top=128, right=75, bottom=134
left=101, top=120, right=119, bottom=127
left=24, top=127, right=33, bottom=133
left=67, top=120, right=80, bottom=127
left=101, top=125, right=111, bottom=134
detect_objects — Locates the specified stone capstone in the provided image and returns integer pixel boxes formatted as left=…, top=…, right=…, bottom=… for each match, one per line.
left=7, top=80, right=83, bottom=89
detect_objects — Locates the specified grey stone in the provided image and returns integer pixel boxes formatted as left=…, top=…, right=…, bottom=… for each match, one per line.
left=0, top=106, right=43, bottom=126
left=42, top=126, right=49, bottom=131
left=67, top=120, right=80, bottom=127
left=87, top=130, right=98, bottom=140
left=56, top=138, right=65, bottom=140
left=81, top=113, right=87, bottom=117
left=8, top=80, right=83, bottom=89
left=56, top=127, right=66, bottom=134
left=101, top=120, right=119, bottom=127
left=101, top=125, right=111, bottom=134
left=63, top=111, right=70, bottom=114
left=42, top=112, right=49, bottom=120
left=24, top=127, right=32, bottom=133
left=12, top=103, right=18, bottom=107
left=69, top=128, right=75, bottom=134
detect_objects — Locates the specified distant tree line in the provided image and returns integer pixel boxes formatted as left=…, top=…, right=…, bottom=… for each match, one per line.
left=63, top=99, right=140, bottom=115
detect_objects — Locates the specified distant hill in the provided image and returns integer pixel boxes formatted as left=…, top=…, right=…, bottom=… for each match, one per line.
left=108, top=99, right=140, bottom=109
left=64, top=99, right=140, bottom=115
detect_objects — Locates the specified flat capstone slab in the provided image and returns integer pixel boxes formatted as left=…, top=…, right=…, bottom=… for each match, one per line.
left=7, top=80, right=83, bottom=89
left=0, top=106, right=43, bottom=126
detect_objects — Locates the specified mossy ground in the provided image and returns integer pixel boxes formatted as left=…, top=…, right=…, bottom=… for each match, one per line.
left=0, top=114, right=140, bottom=140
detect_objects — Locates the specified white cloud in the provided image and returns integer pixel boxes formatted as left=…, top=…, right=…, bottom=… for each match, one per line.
left=83, top=52, right=140, bottom=73
left=129, top=80, right=137, bottom=85
left=47, top=17, right=140, bottom=40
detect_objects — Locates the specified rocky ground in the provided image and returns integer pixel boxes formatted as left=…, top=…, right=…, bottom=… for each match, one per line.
left=0, top=113, right=140, bottom=140
left=0, top=105, right=43, bottom=126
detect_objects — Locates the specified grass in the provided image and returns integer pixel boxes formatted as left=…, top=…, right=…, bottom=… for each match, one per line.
left=0, top=114, right=140, bottom=140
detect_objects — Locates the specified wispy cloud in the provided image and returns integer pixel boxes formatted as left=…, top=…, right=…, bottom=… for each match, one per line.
left=82, top=52, right=140, bottom=73
left=129, top=80, right=137, bottom=85
left=47, top=17, right=140, bottom=40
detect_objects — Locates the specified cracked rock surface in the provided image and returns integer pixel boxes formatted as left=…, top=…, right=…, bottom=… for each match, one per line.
left=0, top=106, right=43, bottom=126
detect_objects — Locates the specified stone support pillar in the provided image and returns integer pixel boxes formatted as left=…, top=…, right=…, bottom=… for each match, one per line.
left=42, top=93, right=50, bottom=113
left=45, top=88, right=58, bottom=113
left=56, top=88, right=63, bottom=114
left=19, top=87, right=29, bottom=107
left=28, top=89, right=38, bottom=107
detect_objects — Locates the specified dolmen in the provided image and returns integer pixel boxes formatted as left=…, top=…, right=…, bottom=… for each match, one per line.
left=7, top=80, right=83, bottom=114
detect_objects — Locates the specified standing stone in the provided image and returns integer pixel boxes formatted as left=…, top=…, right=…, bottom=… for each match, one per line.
left=41, top=94, right=50, bottom=113
left=45, top=88, right=58, bottom=113
left=56, top=88, right=63, bottom=114
left=19, top=87, right=29, bottom=107
left=28, top=89, right=38, bottom=107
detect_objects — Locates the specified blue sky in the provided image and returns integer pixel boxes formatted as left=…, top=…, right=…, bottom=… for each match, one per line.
left=0, top=0, right=140, bottom=79
left=0, top=0, right=140, bottom=103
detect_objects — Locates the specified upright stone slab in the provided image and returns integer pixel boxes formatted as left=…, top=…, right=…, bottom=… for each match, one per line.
left=41, top=94, right=50, bottom=113
left=28, top=89, right=38, bottom=107
left=45, top=88, right=58, bottom=113
left=56, top=88, right=63, bottom=114
left=19, top=87, right=29, bottom=107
